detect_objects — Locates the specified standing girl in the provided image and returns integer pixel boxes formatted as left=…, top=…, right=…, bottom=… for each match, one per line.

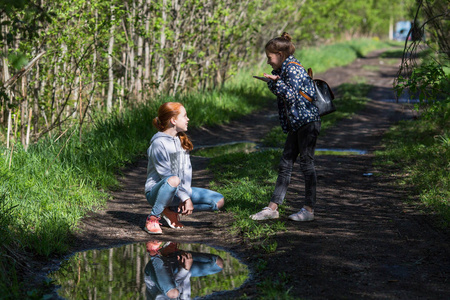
left=145, top=102, right=225, bottom=234
left=250, top=32, right=321, bottom=222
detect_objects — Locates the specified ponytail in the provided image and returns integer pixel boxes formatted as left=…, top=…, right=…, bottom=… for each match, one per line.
left=152, top=117, right=164, bottom=131
left=177, top=132, right=193, bottom=151
left=265, top=32, right=296, bottom=58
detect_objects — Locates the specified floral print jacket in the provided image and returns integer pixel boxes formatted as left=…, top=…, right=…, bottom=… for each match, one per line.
left=267, top=55, right=320, bottom=133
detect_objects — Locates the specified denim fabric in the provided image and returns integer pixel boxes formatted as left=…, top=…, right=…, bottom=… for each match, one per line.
left=146, top=177, right=223, bottom=216
left=189, top=253, right=223, bottom=277
left=145, top=256, right=175, bottom=296
left=146, top=176, right=178, bottom=217
left=167, top=187, right=224, bottom=213
left=270, top=121, right=321, bottom=208
left=144, top=253, right=223, bottom=297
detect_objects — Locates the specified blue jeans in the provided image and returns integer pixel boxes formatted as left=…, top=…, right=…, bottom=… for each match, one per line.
left=146, top=176, right=223, bottom=217
left=271, top=121, right=321, bottom=209
left=144, top=253, right=223, bottom=297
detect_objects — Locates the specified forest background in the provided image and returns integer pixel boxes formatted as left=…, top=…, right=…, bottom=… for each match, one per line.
left=1, top=0, right=417, bottom=144
left=1, top=0, right=448, bottom=298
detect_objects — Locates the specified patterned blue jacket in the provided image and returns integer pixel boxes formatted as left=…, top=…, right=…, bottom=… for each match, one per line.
left=267, top=55, right=320, bottom=133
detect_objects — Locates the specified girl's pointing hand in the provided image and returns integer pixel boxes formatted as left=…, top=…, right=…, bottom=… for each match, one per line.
left=264, top=73, right=280, bottom=81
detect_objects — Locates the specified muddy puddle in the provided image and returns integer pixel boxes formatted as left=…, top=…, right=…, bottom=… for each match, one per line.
left=49, top=241, right=249, bottom=299
left=192, top=141, right=368, bottom=157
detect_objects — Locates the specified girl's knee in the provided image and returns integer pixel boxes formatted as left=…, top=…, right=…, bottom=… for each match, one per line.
left=215, top=257, right=224, bottom=269
left=216, top=198, right=224, bottom=210
left=300, top=160, right=315, bottom=173
left=166, top=288, right=179, bottom=298
left=167, top=176, right=180, bottom=187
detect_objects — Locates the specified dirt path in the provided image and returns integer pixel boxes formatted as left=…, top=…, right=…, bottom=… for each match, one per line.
left=51, top=49, right=449, bottom=299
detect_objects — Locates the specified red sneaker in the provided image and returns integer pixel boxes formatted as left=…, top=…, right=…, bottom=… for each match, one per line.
left=162, top=208, right=184, bottom=229
left=145, top=215, right=162, bottom=234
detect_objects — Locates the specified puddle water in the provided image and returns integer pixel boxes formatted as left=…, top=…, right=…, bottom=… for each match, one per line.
left=192, top=142, right=368, bottom=157
left=379, top=98, right=420, bottom=103
left=49, top=241, right=249, bottom=299
left=315, top=148, right=368, bottom=155
left=381, top=90, right=421, bottom=103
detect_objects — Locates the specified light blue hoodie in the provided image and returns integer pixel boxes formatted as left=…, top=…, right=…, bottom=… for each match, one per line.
left=145, top=132, right=192, bottom=201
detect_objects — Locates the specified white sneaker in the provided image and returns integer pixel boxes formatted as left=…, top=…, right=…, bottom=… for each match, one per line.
left=250, top=207, right=279, bottom=220
left=288, top=208, right=314, bottom=221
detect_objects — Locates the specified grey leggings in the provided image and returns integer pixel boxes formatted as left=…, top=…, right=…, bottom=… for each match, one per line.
left=270, top=121, right=321, bottom=209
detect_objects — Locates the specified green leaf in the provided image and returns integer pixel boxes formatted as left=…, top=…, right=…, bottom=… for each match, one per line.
left=7, top=52, right=28, bottom=70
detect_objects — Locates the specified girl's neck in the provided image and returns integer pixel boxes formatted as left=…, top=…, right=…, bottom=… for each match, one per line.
left=163, top=127, right=178, bottom=137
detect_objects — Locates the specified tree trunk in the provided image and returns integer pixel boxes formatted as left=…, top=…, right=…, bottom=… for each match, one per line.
left=144, top=0, right=151, bottom=97
left=106, top=5, right=116, bottom=113
left=21, top=76, right=28, bottom=146
left=135, top=0, right=144, bottom=102
left=156, top=0, right=167, bottom=92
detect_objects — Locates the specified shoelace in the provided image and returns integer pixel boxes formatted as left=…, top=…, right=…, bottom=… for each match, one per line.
left=147, top=216, right=162, bottom=226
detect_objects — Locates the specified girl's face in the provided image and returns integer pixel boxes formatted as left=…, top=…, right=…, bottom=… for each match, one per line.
left=173, top=106, right=189, bottom=132
left=266, top=50, right=284, bottom=71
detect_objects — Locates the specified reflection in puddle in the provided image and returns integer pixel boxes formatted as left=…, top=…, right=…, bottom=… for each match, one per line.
left=379, top=98, right=420, bottom=103
left=49, top=241, right=248, bottom=299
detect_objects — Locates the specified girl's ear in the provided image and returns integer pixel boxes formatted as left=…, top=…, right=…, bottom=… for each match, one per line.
left=170, top=117, right=176, bottom=126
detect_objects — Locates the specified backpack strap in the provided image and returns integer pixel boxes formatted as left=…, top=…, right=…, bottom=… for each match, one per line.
left=287, top=61, right=313, bottom=102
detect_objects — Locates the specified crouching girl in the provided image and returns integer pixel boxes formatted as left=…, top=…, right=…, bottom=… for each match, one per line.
left=145, top=102, right=225, bottom=234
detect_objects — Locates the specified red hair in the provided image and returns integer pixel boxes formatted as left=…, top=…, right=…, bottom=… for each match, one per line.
left=153, top=102, right=193, bottom=151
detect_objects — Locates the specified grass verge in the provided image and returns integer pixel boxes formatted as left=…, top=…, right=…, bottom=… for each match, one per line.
left=375, top=100, right=450, bottom=227
left=297, top=39, right=401, bottom=73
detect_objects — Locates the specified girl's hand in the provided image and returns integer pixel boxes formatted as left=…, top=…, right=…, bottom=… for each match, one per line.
left=179, top=198, right=194, bottom=215
left=178, top=251, right=193, bottom=270
left=263, top=73, right=280, bottom=81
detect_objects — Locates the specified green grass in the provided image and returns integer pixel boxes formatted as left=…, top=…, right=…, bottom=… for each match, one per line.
left=297, top=39, right=398, bottom=73
left=208, top=150, right=287, bottom=244
left=375, top=99, right=450, bottom=227
left=192, top=142, right=258, bottom=157
left=257, top=272, right=294, bottom=299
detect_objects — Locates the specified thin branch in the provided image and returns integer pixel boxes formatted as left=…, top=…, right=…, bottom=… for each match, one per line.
left=2, top=51, right=46, bottom=90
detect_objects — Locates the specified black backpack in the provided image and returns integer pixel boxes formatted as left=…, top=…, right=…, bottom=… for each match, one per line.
left=289, top=62, right=336, bottom=116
